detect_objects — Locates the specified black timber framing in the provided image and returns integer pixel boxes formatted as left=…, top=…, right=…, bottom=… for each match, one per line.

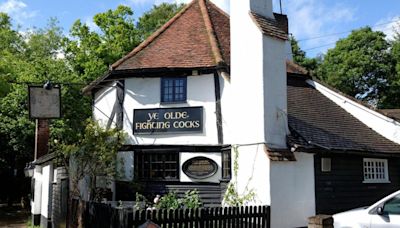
left=115, top=80, right=125, bottom=129
left=120, top=144, right=230, bottom=152
left=214, top=72, right=223, bottom=144
left=314, top=153, right=400, bottom=215
left=85, top=66, right=229, bottom=94
left=105, top=80, right=125, bottom=129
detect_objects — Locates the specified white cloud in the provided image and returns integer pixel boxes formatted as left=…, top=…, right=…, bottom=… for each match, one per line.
left=275, top=0, right=356, bottom=56
left=84, top=17, right=101, bottom=33
left=374, top=16, right=400, bottom=41
left=0, top=0, right=37, bottom=25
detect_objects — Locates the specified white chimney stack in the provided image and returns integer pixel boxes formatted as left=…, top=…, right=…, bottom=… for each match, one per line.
left=227, top=0, right=288, bottom=148
left=250, top=0, right=274, bottom=18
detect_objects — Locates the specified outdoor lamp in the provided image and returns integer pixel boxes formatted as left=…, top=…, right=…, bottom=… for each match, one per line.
left=43, top=80, right=53, bottom=90
left=24, top=162, right=35, bottom=177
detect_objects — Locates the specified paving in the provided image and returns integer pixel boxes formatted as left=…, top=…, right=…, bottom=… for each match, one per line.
left=0, top=204, right=29, bottom=228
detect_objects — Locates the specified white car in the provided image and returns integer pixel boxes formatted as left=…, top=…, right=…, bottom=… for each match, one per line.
left=334, top=190, right=400, bottom=228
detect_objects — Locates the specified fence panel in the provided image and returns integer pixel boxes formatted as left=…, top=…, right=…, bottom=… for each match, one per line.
left=76, top=201, right=270, bottom=228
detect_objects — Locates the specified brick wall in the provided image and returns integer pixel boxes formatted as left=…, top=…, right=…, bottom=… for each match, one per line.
left=35, top=119, right=49, bottom=159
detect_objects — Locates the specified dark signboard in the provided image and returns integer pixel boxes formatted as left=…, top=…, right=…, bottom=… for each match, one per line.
left=28, top=86, right=61, bottom=119
left=133, top=107, right=203, bottom=134
left=182, top=157, right=218, bottom=179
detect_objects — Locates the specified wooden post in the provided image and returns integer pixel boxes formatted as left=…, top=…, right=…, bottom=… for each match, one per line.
left=308, top=215, right=333, bottom=228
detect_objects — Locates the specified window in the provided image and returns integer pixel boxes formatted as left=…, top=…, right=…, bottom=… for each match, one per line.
left=363, top=158, right=389, bottom=183
left=383, top=194, right=400, bottom=215
left=161, top=77, right=187, bottom=103
left=321, top=158, right=331, bottom=172
left=222, top=150, right=231, bottom=179
left=134, top=151, right=179, bottom=181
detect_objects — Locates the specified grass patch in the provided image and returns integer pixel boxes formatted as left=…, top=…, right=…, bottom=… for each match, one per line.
left=26, top=216, right=40, bottom=228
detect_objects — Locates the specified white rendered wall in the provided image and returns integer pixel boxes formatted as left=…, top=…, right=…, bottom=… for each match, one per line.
left=285, top=40, right=293, bottom=61
left=123, top=74, right=218, bottom=145
left=252, top=1, right=273, bottom=18
left=40, top=164, right=53, bottom=219
left=229, top=0, right=265, bottom=145
left=230, top=145, right=271, bottom=205
left=270, top=152, right=315, bottom=228
left=229, top=0, right=288, bottom=147
left=31, top=166, right=43, bottom=215
left=262, top=36, right=288, bottom=148
left=308, top=80, right=400, bottom=144
left=93, top=82, right=117, bottom=127
left=180, top=152, right=222, bottom=183
left=218, top=73, right=233, bottom=143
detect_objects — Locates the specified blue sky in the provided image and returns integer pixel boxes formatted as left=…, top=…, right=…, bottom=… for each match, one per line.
left=0, top=0, right=399, bottom=57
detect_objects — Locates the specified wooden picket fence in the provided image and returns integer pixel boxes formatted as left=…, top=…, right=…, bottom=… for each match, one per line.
left=70, top=200, right=270, bottom=228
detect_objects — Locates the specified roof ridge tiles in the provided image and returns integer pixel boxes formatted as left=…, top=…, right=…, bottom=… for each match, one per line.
left=110, top=0, right=196, bottom=70
left=205, top=0, right=229, bottom=20
left=199, top=0, right=224, bottom=66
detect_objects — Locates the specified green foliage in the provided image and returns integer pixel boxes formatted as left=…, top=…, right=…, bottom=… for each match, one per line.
left=289, top=35, right=321, bottom=75
left=0, top=18, right=88, bottom=173
left=223, top=146, right=256, bottom=207
left=155, top=190, right=202, bottom=209
left=65, top=3, right=182, bottom=83
left=134, top=192, right=150, bottom=210
left=381, top=31, right=400, bottom=108
left=57, top=119, right=126, bottom=200
left=156, top=192, right=180, bottom=210
left=0, top=13, right=23, bottom=97
left=181, top=189, right=202, bottom=209
left=137, top=3, right=184, bottom=40
left=65, top=5, right=140, bottom=82
left=0, top=3, right=184, bottom=192
left=317, top=27, right=393, bottom=105
left=26, top=216, right=41, bottom=228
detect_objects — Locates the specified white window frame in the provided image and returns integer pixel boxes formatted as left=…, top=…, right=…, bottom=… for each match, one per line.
left=363, top=158, right=390, bottom=183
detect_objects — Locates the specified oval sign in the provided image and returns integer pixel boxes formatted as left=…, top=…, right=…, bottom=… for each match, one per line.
left=182, top=156, right=218, bottom=179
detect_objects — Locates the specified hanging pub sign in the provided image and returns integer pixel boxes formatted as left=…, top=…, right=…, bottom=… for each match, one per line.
left=182, top=156, right=218, bottom=179
left=133, top=107, right=203, bottom=134
left=28, top=85, right=61, bottom=119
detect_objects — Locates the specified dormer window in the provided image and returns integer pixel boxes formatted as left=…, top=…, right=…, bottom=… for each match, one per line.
left=161, top=77, right=187, bottom=103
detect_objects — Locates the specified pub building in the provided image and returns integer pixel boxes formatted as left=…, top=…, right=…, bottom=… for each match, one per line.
left=83, top=0, right=400, bottom=227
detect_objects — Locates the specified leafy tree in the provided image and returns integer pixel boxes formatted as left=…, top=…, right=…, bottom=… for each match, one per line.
left=0, top=3, right=185, bottom=202
left=137, top=3, right=184, bottom=40
left=317, top=27, right=393, bottom=105
left=66, top=5, right=140, bottom=82
left=0, top=18, right=90, bottom=174
left=0, top=13, right=24, bottom=97
left=380, top=25, right=400, bottom=108
left=58, top=119, right=125, bottom=201
left=94, top=5, right=140, bottom=64
left=289, top=35, right=321, bottom=75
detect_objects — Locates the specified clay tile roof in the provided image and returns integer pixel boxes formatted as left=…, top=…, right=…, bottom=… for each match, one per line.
left=286, top=60, right=308, bottom=75
left=250, top=12, right=288, bottom=40
left=287, top=76, right=400, bottom=154
left=112, top=0, right=229, bottom=71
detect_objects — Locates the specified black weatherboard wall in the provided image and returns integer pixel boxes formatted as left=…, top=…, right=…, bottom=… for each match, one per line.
left=314, top=153, right=400, bottom=214
left=116, top=145, right=230, bottom=207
